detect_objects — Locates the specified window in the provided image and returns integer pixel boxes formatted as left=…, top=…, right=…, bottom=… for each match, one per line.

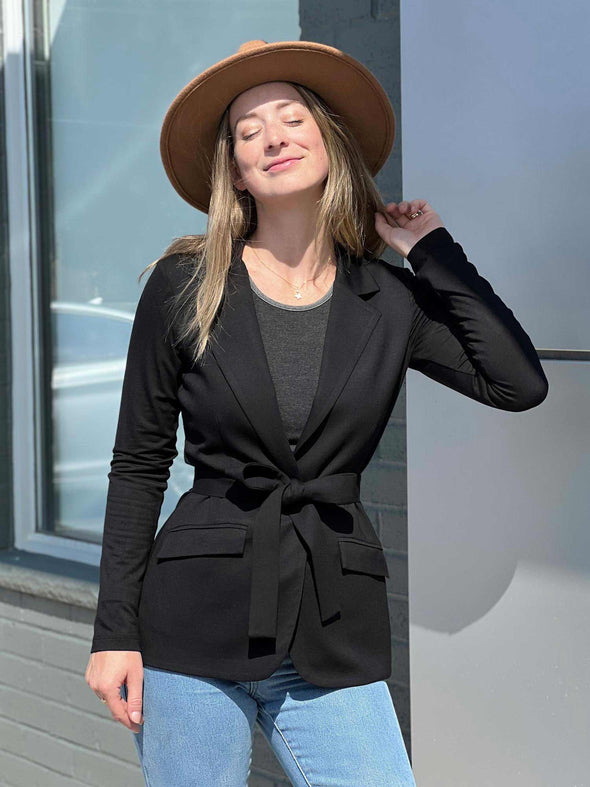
left=5, top=0, right=300, bottom=562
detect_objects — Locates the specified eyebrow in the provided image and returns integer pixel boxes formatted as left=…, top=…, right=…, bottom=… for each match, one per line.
left=233, top=100, right=302, bottom=130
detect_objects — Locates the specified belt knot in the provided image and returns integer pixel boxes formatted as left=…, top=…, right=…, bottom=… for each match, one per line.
left=193, top=463, right=362, bottom=640
left=282, top=478, right=308, bottom=506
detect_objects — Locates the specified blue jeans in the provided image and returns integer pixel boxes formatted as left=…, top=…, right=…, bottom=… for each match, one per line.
left=120, top=653, right=416, bottom=786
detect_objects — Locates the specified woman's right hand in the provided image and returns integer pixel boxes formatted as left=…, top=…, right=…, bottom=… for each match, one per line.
left=85, top=651, right=144, bottom=733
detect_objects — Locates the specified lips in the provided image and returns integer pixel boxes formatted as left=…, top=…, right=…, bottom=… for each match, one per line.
left=264, top=157, right=302, bottom=171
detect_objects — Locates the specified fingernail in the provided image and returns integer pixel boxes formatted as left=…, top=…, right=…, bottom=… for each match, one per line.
left=131, top=711, right=141, bottom=723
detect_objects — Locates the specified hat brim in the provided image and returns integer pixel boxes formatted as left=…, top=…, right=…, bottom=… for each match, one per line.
left=160, top=40, right=396, bottom=213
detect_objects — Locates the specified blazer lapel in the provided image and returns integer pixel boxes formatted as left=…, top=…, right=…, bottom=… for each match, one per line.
left=293, top=252, right=382, bottom=457
left=210, top=238, right=382, bottom=475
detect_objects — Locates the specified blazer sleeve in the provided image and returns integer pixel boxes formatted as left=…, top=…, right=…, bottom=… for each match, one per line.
left=90, top=260, right=183, bottom=653
left=400, top=227, right=549, bottom=411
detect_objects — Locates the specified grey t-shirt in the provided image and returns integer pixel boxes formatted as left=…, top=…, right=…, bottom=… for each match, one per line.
left=249, top=275, right=333, bottom=452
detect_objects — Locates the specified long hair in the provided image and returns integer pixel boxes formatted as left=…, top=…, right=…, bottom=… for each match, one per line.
left=140, top=82, right=391, bottom=368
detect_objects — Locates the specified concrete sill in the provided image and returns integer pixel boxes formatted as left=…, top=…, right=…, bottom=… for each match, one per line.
left=0, top=548, right=99, bottom=610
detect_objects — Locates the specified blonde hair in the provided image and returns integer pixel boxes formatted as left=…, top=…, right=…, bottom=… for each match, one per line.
left=140, top=82, right=390, bottom=368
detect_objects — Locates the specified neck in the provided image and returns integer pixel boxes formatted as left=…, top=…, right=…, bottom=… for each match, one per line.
left=246, top=199, right=335, bottom=281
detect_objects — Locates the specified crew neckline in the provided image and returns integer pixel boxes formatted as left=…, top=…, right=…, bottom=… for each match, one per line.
left=248, top=273, right=333, bottom=311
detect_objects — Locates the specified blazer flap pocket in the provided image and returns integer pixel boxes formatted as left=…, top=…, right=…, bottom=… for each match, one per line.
left=339, top=539, right=389, bottom=578
left=156, top=524, right=247, bottom=560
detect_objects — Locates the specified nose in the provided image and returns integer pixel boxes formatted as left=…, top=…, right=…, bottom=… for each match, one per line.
left=264, top=119, right=288, bottom=149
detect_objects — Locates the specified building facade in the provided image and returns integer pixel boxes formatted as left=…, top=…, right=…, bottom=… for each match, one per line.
left=1, top=1, right=588, bottom=785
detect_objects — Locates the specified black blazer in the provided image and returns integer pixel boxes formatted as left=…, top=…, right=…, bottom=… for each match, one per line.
left=90, top=227, right=548, bottom=688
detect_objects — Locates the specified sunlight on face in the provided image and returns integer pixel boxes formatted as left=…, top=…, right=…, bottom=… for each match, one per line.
left=229, top=81, right=329, bottom=207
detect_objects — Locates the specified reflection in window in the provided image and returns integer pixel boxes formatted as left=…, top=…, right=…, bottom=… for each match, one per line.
left=29, top=0, right=299, bottom=544
left=52, top=306, right=133, bottom=365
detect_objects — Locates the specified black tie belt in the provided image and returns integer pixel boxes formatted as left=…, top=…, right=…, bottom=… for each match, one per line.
left=192, top=462, right=361, bottom=639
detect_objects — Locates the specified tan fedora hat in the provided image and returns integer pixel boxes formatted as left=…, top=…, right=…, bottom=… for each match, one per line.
left=160, top=39, right=396, bottom=214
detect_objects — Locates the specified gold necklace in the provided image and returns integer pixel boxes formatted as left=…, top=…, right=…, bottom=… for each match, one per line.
left=247, top=244, right=333, bottom=300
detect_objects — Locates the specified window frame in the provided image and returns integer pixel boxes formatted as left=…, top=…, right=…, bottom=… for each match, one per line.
left=4, top=0, right=102, bottom=566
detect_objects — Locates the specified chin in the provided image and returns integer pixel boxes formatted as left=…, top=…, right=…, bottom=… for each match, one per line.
left=268, top=179, right=326, bottom=201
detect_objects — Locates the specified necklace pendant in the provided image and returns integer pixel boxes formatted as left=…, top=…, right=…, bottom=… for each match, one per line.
left=295, top=291, right=302, bottom=299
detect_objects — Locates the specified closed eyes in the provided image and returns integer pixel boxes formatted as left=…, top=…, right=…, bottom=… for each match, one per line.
left=242, top=119, right=304, bottom=141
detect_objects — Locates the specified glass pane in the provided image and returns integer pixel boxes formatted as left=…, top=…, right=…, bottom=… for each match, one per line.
left=34, top=0, right=300, bottom=540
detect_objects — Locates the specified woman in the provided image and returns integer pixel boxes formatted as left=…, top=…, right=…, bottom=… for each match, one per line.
left=85, top=39, right=548, bottom=786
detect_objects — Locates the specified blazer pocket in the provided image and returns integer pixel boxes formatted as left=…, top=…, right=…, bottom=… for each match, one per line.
left=155, top=523, right=248, bottom=560
left=338, top=538, right=390, bottom=578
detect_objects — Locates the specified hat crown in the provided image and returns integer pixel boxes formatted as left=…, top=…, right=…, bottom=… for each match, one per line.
left=237, top=40, right=268, bottom=54
left=160, top=39, right=395, bottom=213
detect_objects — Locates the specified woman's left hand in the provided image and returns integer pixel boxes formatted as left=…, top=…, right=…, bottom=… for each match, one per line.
left=374, top=200, right=446, bottom=258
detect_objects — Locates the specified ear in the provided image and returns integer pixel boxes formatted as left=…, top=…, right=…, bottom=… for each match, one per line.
left=230, top=158, right=247, bottom=192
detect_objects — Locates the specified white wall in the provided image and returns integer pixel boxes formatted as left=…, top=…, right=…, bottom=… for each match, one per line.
left=401, top=2, right=590, bottom=784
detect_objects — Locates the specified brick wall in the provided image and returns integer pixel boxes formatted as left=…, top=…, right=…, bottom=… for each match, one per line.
left=0, top=583, right=143, bottom=786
